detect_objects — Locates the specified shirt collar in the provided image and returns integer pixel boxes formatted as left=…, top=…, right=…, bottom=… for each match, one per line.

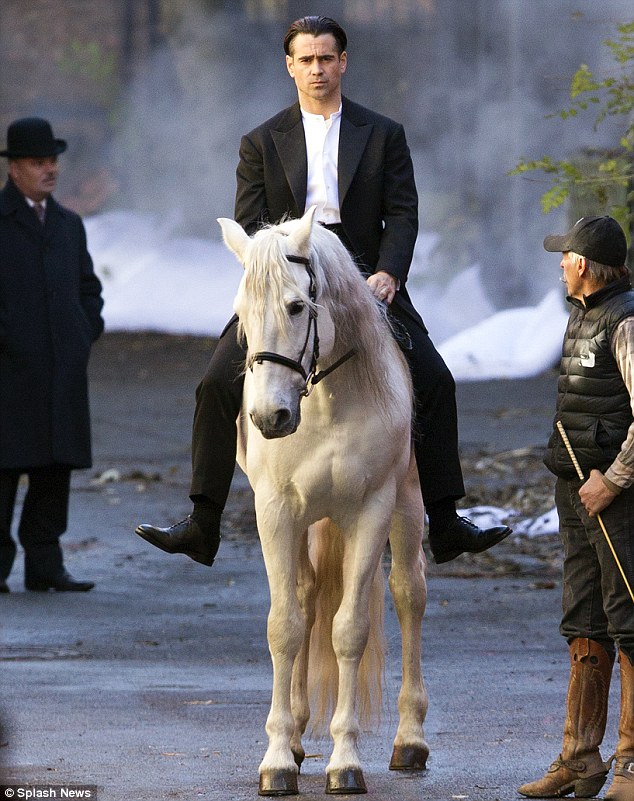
left=24, top=196, right=47, bottom=209
left=568, top=277, right=633, bottom=310
left=300, top=104, right=343, bottom=124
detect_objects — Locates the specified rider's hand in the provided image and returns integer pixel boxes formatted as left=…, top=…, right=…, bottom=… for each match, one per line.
left=367, top=271, right=398, bottom=305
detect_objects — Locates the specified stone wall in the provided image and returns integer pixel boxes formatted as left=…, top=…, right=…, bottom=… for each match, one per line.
left=0, top=0, right=158, bottom=212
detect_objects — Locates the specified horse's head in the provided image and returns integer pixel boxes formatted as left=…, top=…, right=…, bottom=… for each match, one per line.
left=218, top=207, right=335, bottom=440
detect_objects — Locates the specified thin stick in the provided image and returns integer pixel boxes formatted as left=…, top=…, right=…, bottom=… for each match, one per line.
left=556, top=421, right=634, bottom=604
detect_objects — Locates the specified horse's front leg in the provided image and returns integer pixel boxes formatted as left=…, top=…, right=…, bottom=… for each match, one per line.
left=326, top=499, right=393, bottom=795
left=388, top=454, right=429, bottom=772
left=257, top=504, right=306, bottom=797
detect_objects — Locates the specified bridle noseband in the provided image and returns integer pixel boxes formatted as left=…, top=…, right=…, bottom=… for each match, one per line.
left=246, top=254, right=355, bottom=397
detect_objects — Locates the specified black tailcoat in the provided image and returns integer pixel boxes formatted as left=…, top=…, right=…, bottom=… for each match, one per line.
left=234, top=96, right=426, bottom=331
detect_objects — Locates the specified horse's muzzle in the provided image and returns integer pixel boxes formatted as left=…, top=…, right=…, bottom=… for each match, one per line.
left=250, top=407, right=300, bottom=439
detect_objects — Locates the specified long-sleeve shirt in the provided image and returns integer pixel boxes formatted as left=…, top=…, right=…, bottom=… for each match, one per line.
left=603, top=316, right=634, bottom=491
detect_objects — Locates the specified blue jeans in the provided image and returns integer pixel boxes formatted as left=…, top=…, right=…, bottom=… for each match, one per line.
left=557, top=477, right=634, bottom=662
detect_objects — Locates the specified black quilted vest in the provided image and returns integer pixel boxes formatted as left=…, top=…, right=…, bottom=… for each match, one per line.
left=544, top=277, right=634, bottom=478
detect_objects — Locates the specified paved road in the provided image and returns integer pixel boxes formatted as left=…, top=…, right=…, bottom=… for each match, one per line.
left=1, top=334, right=619, bottom=801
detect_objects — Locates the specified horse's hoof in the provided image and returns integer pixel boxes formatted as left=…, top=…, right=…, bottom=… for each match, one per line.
left=292, top=746, right=305, bottom=770
left=389, top=743, right=429, bottom=771
left=258, top=768, right=299, bottom=796
left=325, top=767, right=367, bottom=794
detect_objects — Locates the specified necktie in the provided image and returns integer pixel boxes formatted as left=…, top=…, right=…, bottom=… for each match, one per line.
left=33, top=202, right=45, bottom=225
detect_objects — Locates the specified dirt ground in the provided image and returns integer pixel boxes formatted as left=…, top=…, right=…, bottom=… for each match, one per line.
left=2, top=332, right=580, bottom=801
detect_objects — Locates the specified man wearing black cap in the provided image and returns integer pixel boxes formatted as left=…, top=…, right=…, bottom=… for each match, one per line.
left=519, top=216, right=634, bottom=801
left=0, top=117, right=104, bottom=592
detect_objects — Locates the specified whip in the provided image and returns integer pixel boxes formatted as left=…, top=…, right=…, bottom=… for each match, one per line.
left=556, top=421, right=634, bottom=604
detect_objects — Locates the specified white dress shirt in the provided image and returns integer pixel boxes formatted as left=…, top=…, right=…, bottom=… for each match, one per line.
left=301, top=105, right=342, bottom=224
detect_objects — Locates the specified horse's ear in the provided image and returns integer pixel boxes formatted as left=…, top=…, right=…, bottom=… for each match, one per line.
left=286, top=206, right=317, bottom=258
left=217, top=218, right=251, bottom=266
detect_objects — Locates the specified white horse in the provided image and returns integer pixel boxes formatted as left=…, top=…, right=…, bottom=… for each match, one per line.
left=218, top=207, right=428, bottom=796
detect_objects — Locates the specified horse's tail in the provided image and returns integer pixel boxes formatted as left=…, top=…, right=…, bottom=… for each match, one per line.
left=307, top=519, right=386, bottom=735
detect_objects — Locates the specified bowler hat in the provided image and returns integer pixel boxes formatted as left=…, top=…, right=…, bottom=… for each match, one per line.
left=0, top=117, right=67, bottom=158
left=544, top=215, right=627, bottom=267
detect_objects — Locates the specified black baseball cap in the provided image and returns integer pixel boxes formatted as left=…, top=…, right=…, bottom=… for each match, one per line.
left=543, top=216, right=627, bottom=267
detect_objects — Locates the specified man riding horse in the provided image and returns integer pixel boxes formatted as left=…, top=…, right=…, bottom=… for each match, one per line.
left=136, top=15, right=511, bottom=574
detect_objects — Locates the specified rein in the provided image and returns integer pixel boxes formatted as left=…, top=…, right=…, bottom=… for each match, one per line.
left=247, top=253, right=356, bottom=396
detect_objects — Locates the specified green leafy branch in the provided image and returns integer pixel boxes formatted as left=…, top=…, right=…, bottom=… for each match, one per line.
left=510, top=21, right=634, bottom=235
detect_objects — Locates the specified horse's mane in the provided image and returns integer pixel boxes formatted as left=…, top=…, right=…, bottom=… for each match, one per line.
left=241, top=219, right=413, bottom=418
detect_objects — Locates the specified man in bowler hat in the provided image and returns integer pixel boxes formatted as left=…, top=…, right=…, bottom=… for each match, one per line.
left=0, top=117, right=104, bottom=592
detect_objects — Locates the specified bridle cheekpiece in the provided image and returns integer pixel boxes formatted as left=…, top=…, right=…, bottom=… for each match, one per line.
left=246, top=253, right=355, bottom=397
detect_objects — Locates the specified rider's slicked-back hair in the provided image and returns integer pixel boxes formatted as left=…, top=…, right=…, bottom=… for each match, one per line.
left=283, top=16, right=347, bottom=57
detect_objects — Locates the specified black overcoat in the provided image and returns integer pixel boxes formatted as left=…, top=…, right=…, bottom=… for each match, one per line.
left=0, top=179, right=104, bottom=469
left=234, top=96, right=426, bottom=331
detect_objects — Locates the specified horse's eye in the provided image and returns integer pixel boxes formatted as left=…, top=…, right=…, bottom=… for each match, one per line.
left=288, top=301, right=304, bottom=316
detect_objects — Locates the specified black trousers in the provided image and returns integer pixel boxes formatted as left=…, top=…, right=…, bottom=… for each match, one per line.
left=0, top=466, right=71, bottom=579
left=190, top=308, right=465, bottom=510
left=557, top=477, right=634, bottom=663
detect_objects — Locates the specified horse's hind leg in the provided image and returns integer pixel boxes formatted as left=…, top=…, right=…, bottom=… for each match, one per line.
left=388, top=454, right=429, bottom=771
left=290, top=532, right=316, bottom=771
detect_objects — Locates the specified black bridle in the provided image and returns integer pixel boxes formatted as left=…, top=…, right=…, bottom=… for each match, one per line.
left=246, top=254, right=356, bottom=396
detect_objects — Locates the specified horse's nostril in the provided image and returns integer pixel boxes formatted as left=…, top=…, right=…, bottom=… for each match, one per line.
left=274, top=408, right=292, bottom=428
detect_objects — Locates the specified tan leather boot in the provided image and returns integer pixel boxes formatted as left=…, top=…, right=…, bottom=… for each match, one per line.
left=605, top=651, right=634, bottom=801
left=518, top=638, right=613, bottom=798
